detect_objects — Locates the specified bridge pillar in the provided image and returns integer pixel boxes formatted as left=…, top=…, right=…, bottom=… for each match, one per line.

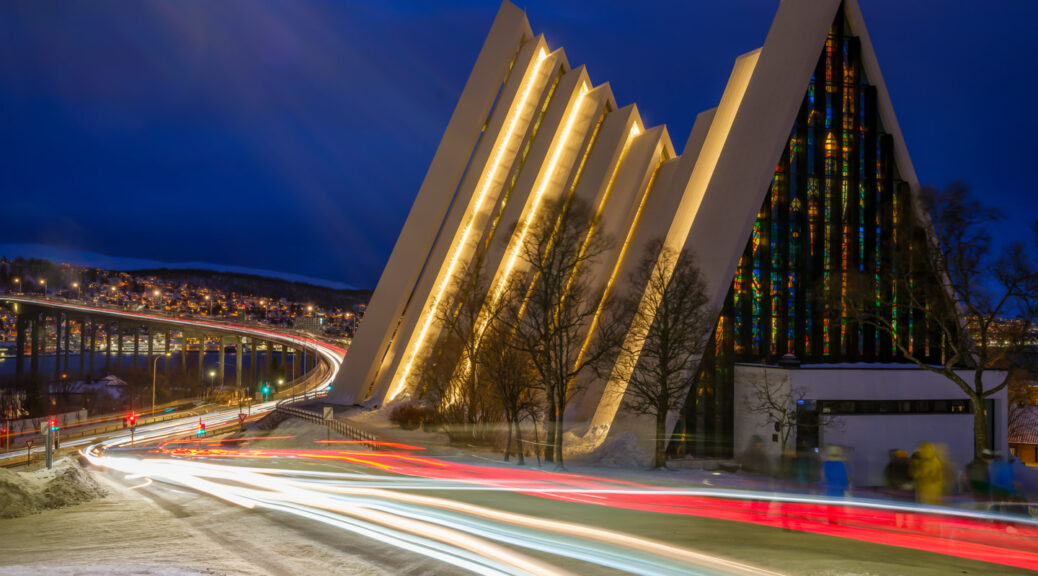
left=180, top=331, right=187, bottom=373
left=79, top=317, right=87, bottom=378
left=197, top=334, right=205, bottom=387
left=133, top=327, right=140, bottom=369
left=15, top=314, right=25, bottom=386
left=266, top=341, right=275, bottom=373
left=286, top=347, right=294, bottom=380
left=218, top=336, right=226, bottom=389
left=105, top=322, right=112, bottom=373
left=88, top=318, right=96, bottom=378
left=63, top=314, right=71, bottom=375
left=53, top=313, right=61, bottom=378
left=116, top=323, right=123, bottom=370
left=236, top=336, right=243, bottom=396
left=28, top=313, right=43, bottom=414
left=148, top=329, right=155, bottom=372
left=249, top=338, right=258, bottom=389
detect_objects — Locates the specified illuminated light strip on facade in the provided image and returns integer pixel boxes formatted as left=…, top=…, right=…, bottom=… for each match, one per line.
left=387, top=46, right=552, bottom=402
left=487, top=81, right=591, bottom=312
left=573, top=142, right=661, bottom=373
left=447, top=80, right=593, bottom=388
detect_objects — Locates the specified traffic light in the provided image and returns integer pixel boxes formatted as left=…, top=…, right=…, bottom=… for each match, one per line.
left=128, top=414, right=137, bottom=427
left=196, top=420, right=206, bottom=437
left=49, top=419, right=58, bottom=431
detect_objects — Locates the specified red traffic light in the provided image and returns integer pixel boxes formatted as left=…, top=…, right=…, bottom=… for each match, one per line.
left=128, top=414, right=137, bottom=426
left=49, top=419, right=58, bottom=431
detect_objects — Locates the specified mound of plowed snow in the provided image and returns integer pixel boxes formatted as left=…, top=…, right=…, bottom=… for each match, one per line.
left=0, top=458, right=106, bottom=518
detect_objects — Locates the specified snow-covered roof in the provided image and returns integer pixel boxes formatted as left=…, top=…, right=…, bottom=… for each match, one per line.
left=1010, top=405, right=1038, bottom=445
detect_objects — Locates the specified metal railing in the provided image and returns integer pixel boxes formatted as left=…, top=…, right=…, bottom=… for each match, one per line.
left=274, top=392, right=382, bottom=450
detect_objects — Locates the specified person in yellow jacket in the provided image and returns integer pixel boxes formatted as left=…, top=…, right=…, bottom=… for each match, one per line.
left=910, top=442, right=944, bottom=505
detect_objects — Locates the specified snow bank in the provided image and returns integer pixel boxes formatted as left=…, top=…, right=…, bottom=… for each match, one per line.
left=0, top=566, right=216, bottom=575
left=0, top=458, right=106, bottom=518
left=586, top=432, right=647, bottom=468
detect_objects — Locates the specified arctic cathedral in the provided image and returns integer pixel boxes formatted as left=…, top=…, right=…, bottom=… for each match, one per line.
left=331, top=0, right=1008, bottom=478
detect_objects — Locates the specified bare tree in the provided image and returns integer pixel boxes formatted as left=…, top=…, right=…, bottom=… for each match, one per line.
left=480, top=303, right=537, bottom=463
left=743, top=370, right=836, bottom=458
left=512, top=198, right=611, bottom=468
left=846, top=182, right=1038, bottom=457
left=613, top=241, right=712, bottom=468
left=416, top=259, right=504, bottom=443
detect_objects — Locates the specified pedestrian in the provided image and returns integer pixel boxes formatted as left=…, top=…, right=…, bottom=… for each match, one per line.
left=740, top=435, right=772, bottom=476
left=989, top=452, right=1017, bottom=513
left=822, top=445, right=849, bottom=498
left=966, top=450, right=992, bottom=501
left=883, top=449, right=912, bottom=494
left=909, top=442, right=944, bottom=505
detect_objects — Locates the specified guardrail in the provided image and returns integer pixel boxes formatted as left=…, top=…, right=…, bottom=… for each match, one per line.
left=274, top=392, right=382, bottom=450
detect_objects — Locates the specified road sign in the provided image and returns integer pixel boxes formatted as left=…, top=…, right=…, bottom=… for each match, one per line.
left=238, top=413, right=246, bottom=423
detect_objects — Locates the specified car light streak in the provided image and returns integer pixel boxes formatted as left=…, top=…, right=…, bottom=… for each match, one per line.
left=132, top=444, right=1038, bottom=571
left=84, top=451, right=777, bottom=576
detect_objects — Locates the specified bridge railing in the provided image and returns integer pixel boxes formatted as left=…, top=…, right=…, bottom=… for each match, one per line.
left=3, top=294, right=350, bottom=347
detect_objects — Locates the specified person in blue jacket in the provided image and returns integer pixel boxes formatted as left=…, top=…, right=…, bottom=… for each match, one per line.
left=823, top=445, right=850, bottom=498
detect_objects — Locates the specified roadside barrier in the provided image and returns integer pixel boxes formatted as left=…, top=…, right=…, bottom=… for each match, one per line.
left=274, top=392, right=381, bottom=451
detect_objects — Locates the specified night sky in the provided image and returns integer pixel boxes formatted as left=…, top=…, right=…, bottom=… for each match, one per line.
left=1, top=1, right=1035, bottom=289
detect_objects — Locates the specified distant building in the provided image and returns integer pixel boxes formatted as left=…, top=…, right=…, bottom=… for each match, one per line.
left=1010, top=405, right=1038, bottom=464
left=293, top=314, right=324, bottom=334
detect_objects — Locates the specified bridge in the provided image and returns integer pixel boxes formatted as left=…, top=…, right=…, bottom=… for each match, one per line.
left=1, top=295, right=346, bottom=416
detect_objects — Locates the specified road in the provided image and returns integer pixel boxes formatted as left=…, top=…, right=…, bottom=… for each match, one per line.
left=3, top=298, right=1037, bottom=574
left=62, top=414, right=1037, bottom=576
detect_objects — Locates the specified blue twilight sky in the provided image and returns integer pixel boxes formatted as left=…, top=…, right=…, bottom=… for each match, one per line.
left=1, top=1, right=1035, bottom=289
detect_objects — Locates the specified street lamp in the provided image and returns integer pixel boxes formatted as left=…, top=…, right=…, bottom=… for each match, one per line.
left=39, top=278, right=46, bottom=297
left=204, top=295, right=212, bottom=317
left=71, top=282, right=80, bottom=300
left=152, top=351, right=172, bottom=416
left=152, top=289, right=161, bottom=310
left=12, top=277, right=19, bottom=294
left=207, top=370, right=216, bottom=399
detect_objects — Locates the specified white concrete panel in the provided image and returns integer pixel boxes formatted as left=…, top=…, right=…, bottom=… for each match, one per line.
left=331, top=1, right=533, bottom=404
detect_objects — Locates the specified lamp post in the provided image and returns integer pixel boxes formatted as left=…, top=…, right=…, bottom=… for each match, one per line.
left=12, top=277, right=20, bottom=294
left=205, top=295, right=212, bottom=317
left=71, top=282, right=80, bottom=300
left=207, top=370, right=216, bottom=399
left=39, top=278, right=46, bottom=297
left=152, top=351, right=172, bottom=416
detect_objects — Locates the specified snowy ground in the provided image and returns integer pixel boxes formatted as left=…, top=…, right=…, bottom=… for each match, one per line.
left=1, top=414, right=1033, bottom=575
left=0, top=455, right=453, bottom=575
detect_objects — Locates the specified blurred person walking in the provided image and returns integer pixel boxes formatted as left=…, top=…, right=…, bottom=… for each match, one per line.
left=822, top=445, right=849, bottom=498
left=909, top=442, right=944, bottom=505
left=989, top=452, right=1017, bottom=513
